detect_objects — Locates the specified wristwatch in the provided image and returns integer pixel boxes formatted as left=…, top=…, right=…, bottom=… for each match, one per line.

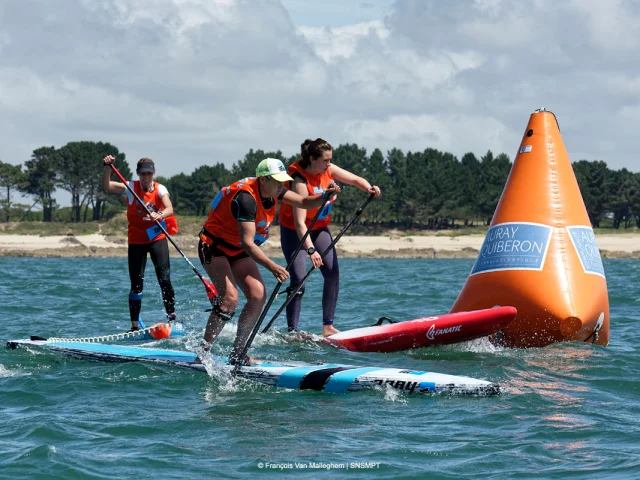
left=306, top=247, right=316, bottom=255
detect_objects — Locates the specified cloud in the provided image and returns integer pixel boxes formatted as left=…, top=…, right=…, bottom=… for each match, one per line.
left=1, top=0, right=638, bottom=183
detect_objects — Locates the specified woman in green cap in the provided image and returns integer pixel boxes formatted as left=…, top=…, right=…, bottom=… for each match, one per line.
left=197, top=158, right=339, bottom=364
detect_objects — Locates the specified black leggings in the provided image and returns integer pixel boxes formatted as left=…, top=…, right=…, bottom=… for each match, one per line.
left=128, top=239, right=175, bottom=325
left=280, top=225, right=339, bottom=332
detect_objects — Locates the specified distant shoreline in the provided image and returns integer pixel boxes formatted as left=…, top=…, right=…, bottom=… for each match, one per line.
left=1, top=232, right=638, bottom=259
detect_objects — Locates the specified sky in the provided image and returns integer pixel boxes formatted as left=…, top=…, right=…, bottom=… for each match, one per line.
left=1, top=0, right=639, bottom=207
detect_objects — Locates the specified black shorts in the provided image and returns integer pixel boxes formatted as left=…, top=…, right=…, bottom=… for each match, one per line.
left=198, top=238, right=249, bottom=266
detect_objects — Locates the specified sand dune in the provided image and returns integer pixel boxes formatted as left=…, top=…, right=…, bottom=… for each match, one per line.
left=1, top=232, right=638, bottom=258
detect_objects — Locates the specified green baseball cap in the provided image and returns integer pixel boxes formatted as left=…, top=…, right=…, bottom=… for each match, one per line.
left=255, top=158, right=293, bottom=183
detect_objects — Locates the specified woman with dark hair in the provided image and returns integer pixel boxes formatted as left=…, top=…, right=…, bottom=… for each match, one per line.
left=279, top=138, right=381, bottom=336
left=102, top=155, right=178, bottom=331
left=198, top=158, right=339, bottom=364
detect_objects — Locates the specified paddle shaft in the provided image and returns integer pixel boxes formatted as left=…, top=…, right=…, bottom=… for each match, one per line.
left=109, top=164, right=217, bottom=303
left=231, top=195, right=332, bottom=374
left=261, top=192, right=375, bottom=334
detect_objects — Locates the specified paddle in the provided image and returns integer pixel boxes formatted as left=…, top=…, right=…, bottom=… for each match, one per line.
left=108, top=164, right=218, bottom=306
left=261, top=192, right=375, bottom=334
left=231, top=194, right=332, bottom=375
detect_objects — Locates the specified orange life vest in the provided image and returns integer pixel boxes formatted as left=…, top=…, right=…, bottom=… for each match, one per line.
left=126, top=181, right=177, bottom=244
left=279, top=159, right=334, bottom=230
left=200, top=177, right=276, bottom=255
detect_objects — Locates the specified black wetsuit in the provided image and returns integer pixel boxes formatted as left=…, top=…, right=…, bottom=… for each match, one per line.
left=128, top=239, right=175, bottom=325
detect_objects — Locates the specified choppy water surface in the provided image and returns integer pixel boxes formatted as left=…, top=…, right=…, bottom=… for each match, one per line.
left=1, top=257, right=639, bottom=479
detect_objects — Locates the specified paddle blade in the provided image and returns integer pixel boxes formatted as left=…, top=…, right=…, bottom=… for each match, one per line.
left=203, top=278, right=218, bottom=304
left=149, top=322, right=172, bottom=340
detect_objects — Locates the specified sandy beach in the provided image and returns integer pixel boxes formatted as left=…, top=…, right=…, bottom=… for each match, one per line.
left=1, top=232, right=638, bottom=258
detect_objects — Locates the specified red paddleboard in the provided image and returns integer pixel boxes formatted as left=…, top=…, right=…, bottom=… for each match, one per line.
left=321, top=306, right=517, bottom=353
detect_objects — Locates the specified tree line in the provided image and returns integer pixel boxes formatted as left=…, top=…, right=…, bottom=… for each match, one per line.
left=1, top=141, right=639, bottom=229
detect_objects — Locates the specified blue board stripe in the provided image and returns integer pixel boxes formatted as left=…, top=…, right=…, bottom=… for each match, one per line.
left=419, top=381, right=436, bottom=393
left=47, top=342, right=336, bottom=370
left=49, top=342, right=197, bottom=362
left=277, top=366, right=331, bottom=389
left=323, top=367, right=381, bottom=393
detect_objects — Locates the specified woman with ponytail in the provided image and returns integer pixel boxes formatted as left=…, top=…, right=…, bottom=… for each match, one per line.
left=279, top=138, right=381, bottom=336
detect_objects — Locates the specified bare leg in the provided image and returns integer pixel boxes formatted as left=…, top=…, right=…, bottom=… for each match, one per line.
left=316, top=229, right=340, bottom=337
left=202, top=256, right=239, bottom=344
left=228, top=257, right=266, bottom=363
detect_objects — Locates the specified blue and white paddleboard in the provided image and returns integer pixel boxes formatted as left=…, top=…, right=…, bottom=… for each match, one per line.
left=36, top=322, right=186, bottom=344
left=7, top=339, right=499, bottom=396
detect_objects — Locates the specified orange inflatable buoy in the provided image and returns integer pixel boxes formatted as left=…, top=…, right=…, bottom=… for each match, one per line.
left=450, top=108, right=609, bottom=347
left=149, top=322, right=172, bottom=340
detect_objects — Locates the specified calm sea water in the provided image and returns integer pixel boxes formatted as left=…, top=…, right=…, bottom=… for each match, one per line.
left=1, top=257, right=639, bottom=479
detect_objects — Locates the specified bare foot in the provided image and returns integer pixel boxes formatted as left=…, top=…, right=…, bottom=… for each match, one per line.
left=322, top=325, right=340, bottom=337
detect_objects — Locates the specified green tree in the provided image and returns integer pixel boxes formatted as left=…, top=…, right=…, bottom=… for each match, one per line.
left=477, top=151, right=511, bottom=225
left=331, top=144, right=368, bottom=225
left=190, top=163, right=232, bottom=216
left=86, top=145, right=131, bottom=220
left=0, top=161, right=26, bottom=222
left=628, top=172, right=640, bottom=228
left=56, top=141, right=128, bottom=222
left=405, top=150, right=431, bottom=226
left=55, top=141, right=127, bottom=222
left=459, top=152, right=481, bottom=225
left=166, top=163, right=232, bottom=216
left=22, top=147, right=58, bottom=222
left=92, top=143, right=129, bottom=221
left=231, top=149, right=285, bottom=179
left=429, top=151, right=465, bottom=227
left=573, top=160, right=609, bottom=228
left=56, top=142, right=96, bottom=222
left=387, top=148, right=408, bottom=227
left=160, top=172, right=190, bottom=214
left=606, top=168, right=634, bottom=229
left=363, top=149, right=390, bottom=224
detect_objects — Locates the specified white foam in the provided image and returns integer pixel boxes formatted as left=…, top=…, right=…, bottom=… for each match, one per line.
left=0, top=364, right=29, bottom=378
left=459, top=336, right=506, bottom=353
left=382, top=384, right=409, bottom=404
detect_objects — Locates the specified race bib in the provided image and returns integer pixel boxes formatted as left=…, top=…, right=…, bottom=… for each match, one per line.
left=318, top=202, right=333, bottom=220
left=254, top=233, right=268, bottom=246
left=146, top=220, right=167, bottom=241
